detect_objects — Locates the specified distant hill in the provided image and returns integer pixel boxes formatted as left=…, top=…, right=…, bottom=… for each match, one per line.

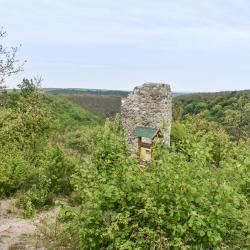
left=44, top=88, right=185, bottom=118
left=44, top=88, right=130, bottom=97
left=174, top=89, right=250, bottom=102
left=59, top=94, right=121, bottom=118
left=173, top=89, right=250, bottom=140
left=44, top=94, right=101, bottom=130
left=45, top=88, right=250, bottom=126
left=44, top=88, right=185, bottom=97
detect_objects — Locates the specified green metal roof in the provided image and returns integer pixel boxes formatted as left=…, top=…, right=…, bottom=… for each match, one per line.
left=132, top=126, right=159, bottom=139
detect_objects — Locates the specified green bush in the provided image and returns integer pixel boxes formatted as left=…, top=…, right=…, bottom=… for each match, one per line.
left=43, top=146, right=77, bottom=195
left=20, top=146, right=78, bottom=214
left=65, top=125, right=100, bottom=155
left=58, top=119, right=250, bottom=249
left=0, top=150, right=32, bottom=197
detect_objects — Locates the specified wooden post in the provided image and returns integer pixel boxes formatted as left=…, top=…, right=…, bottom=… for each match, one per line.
left=151, top=142, right=153, bottom=159
left=138, top=137, right=141, bottom=160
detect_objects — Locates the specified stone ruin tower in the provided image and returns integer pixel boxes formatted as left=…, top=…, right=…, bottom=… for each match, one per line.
left=121, top=83, right=172, bottom=152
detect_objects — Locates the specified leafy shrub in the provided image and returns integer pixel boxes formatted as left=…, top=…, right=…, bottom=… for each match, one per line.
left=43, top=146, right=77, bottom=195
left=20, top=146, right=78, bottom=214
left=172, top=116, right=230, bottom=167
left=65, top=125, right=100, bottom=155
left=58, top=118, right=250, bottom=249
left=0, top=150, right=32, bottom=197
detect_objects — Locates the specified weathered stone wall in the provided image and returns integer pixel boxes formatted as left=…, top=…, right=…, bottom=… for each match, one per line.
left=121, top=83, right=172, bottom=150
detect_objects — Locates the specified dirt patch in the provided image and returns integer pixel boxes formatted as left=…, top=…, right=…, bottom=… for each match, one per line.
left=0, top=200, right=12, bottom=217
left=0, top=217, right=37, bottom=249
left=0, top=200, right=59, bottom=250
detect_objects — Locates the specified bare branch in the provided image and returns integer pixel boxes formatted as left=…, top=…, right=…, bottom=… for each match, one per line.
left=0, top=27, right=25, bottom=89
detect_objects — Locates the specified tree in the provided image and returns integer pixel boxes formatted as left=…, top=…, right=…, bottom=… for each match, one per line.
left=224, top=96, right=250, bottom=140
left=0, top=27, right=24, bottom=105
left=0, top=79, right=52, bottom=163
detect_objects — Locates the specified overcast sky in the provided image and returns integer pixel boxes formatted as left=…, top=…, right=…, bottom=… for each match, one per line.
left=1, top=0, right=250, bottom=91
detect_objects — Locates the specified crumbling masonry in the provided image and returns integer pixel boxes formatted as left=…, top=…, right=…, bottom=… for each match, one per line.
left=121, top=83, right=172, bottom=152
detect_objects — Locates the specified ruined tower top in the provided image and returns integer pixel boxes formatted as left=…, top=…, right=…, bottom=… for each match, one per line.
left=121, top=82, right=172, bottom=149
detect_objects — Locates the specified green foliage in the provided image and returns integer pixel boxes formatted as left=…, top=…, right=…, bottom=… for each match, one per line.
left=0, top=150, right=31, bottom=197
left=0, top=79, right=97, bottom=208
left=1, top=79, right=52, bottom=163
left=174, top=90, right=250, bottom=140
left=60, top=93, right=122, bottom=118
left=21, top=172, right=51, bottom=217
left=1, top=81, right=250, bottom=249
left=91, top=115, right=126, bottom=173
left=0, top=79, right=53, bottom=199
left=171, top=116, right=230, bottom=167
left=57, top=117, right=250, bottom=249
left=65, top=125, right=100, bottom=155
left=44, top=94, right=100, bottom=132
left=19, top=145, right=79, bottom=215
left=43, top=146, right=77, bottom=195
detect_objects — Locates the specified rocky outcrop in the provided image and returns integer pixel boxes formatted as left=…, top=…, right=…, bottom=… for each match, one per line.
left=121, top=83, right=172, bottom=150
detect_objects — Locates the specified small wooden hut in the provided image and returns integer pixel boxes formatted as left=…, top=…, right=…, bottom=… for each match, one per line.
left=132, top=126, right=162, bottom=160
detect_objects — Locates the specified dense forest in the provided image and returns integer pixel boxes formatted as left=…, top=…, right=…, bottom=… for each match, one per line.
left=174, top=90, right=250, bottom=140
left=0, top=78, right=249, bottom=249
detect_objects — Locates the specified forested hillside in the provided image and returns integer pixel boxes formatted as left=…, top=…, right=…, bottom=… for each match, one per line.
left=44, top=89, right=185, bottom=118
left=0, top=82, right=249, bottom=249
left=174, top=90, right=250, bottom=140
left=59, top=93, right=121, bottom=118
